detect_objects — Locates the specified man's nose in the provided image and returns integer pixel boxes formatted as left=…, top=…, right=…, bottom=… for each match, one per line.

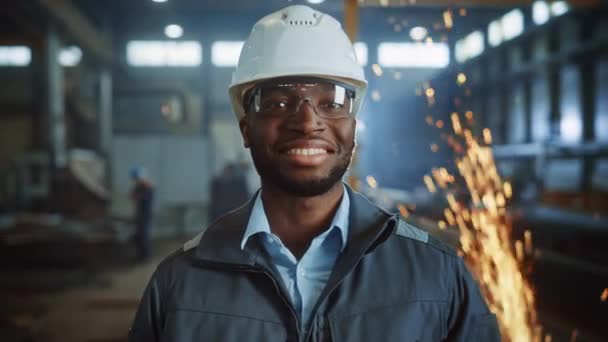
left=288, top=97, right=323, bottom=132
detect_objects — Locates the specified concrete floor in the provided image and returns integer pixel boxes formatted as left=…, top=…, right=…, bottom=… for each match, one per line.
left=1, top=240, right=182, bottom=342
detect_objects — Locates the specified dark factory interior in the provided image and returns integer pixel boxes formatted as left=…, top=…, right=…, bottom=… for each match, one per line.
left=0, top=0, right=607, bottom=341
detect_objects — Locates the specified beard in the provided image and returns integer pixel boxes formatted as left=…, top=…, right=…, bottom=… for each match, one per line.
left=249, top=143, right=353, bottom=197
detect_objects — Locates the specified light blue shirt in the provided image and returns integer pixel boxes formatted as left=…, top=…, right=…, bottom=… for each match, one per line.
left=241, top=186, right=350, bottom=331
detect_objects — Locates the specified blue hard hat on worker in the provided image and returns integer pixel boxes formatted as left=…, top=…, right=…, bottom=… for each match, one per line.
left=228, top=5, right=368, bottom=120
left=129, top=166, right=148, bottom=180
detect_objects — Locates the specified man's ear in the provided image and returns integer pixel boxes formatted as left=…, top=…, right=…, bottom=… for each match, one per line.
left=239, top=117, right=250, bottom=148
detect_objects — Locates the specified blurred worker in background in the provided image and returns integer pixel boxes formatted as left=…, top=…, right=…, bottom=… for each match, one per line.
left=129, top=166, right=154, bottom=261
left=130, top=5, right=500, bottom=341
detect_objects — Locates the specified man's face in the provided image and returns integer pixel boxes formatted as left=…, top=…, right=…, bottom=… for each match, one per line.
left=239, top=78, right=357, bottom=197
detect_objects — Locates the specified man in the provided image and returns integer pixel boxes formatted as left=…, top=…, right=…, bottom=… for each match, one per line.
left=129, top=166, right=154, bottom=261
left=129, top=5, right=500, bottom=341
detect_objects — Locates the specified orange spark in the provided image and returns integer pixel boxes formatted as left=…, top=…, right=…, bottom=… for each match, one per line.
left=438, top=220, right=447, bottom=229
left=483, top=128, right=493, bottom=144
left=366, top=175, right=378, bottom=189
left=425, top=124, right=542, bottom=341
left=601, top=288, right=608, bottom=302
left=398, top=204, right=410, bottom=218
left=423, top=175, right=437, bottom=193
left=465, top=110, right=474, bottom=120
left=443, top=9, right=453, bottom=29
left=451, top=112, right=463, bottom=135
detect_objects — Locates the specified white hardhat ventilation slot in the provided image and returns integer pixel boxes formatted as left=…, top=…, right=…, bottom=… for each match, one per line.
left=281, top=5, right=320, bottom=26
left=287, top=20, right=315, bottom=26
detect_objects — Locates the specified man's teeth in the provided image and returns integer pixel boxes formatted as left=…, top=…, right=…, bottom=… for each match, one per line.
left=286, top=148, right=327, bottom=156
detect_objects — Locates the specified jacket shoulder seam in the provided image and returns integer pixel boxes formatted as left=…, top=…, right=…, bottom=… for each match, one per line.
left=393, top=219, right=429, bottom=243
left=392, top=221, right=458, bottom=258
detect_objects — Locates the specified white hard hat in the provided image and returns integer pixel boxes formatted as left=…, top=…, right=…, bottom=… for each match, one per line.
left=229, top=5, right=367, bottom=120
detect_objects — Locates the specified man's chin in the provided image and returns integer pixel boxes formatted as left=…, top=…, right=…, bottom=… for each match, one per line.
left=269, top=175, right=343, bottom=197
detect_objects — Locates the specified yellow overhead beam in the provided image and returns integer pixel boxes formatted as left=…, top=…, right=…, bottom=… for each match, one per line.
left=344, top=0, right=359, bottom=42
left=359, top=0, right=600, bottom=7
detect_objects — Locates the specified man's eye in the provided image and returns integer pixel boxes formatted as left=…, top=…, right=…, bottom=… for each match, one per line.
left=324, top=102, right=344, bottom=110
left=261, top=100, right=289, bottom=111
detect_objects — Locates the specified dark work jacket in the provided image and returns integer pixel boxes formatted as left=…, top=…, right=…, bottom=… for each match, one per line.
left=129, top=186, right=500, bottom=342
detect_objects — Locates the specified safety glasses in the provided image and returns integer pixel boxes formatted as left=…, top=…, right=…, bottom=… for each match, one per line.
left=244, top=77, right=356, bottom=119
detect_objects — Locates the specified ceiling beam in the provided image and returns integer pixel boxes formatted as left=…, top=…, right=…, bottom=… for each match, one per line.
left=360, top=0, right=601, bottom=8
left=37, top=0, right=113, bottom=64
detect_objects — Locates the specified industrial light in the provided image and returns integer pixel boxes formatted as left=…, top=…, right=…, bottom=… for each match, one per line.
left=152, top=0, right=168, bottom=3
left=501, top=9, right=524, bottom=42
left=550, top=1, right=570, bottom=16
left=560, top=111, right=582, bottom=143
left=127, top=41, right=202, bottom=66
left=307, top=0, right=325, bottom=4
left=409, top=26, right=428, bottom=41
left=164, top=24, right=183, bottom=39
left=488, top=20, right=502, bottom=47
left=59, top=46, right=82, bottom=67
left=0, top=46, right=31, bottom=66
left=532, top=1, right=550, bottom=25
left=455, top=31, right=484, bottom=63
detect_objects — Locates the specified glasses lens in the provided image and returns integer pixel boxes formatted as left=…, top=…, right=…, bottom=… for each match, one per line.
left=247, top=80, right=355, bottom=119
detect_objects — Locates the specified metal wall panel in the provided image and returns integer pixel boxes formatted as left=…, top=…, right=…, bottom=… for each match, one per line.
left=531, top=73, right=551, bottom=142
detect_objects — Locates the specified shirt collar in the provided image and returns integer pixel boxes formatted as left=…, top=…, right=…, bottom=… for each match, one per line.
left=241, top=184, right=350, bottom=251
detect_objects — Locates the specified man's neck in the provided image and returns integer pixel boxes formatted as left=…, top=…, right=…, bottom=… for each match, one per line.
left=260, top=182, right=345, bottom=259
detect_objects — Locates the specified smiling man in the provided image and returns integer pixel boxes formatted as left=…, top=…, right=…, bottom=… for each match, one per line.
left=129, top=5, right=500, bottom=342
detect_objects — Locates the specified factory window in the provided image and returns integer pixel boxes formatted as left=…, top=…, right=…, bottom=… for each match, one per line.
left=487, top=89, right=505, bottom=144
left=126, top=41, right=202, bottom=67
left=211, top=41, right=244, bottom=67
left=354, top=42, right=368, bottom=66
left=531, top=74, right=551, bottom=142
left=0, top=46, right=31, bottom=66
left=596, top=59, right=608, bottom=141
left=560, top=65, right=583, bottom=143
left=59, top=46, right=82, bottom=67
left=508, top=82, right=526, bottom=143
left=455, top=30, right=484, bottom=63
left=488, top=9, right=524, bottom=47
left=378, top=42, right=449, bottom=68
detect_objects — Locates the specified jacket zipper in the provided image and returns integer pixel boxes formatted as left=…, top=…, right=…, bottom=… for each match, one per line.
left=303, top=216, right=398, bottom=342
left=197, top=261, right=302, bottom=340
left=246, top=267, right=302, bottom=341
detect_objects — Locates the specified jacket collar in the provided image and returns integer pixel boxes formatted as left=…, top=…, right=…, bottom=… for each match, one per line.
left=193, top=184, right=398, bottom=267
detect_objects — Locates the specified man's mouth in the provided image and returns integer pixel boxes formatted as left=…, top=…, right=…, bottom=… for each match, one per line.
left=285, top=148, right=329, bottom=156
left=280, top=146, right=334, bottom=167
